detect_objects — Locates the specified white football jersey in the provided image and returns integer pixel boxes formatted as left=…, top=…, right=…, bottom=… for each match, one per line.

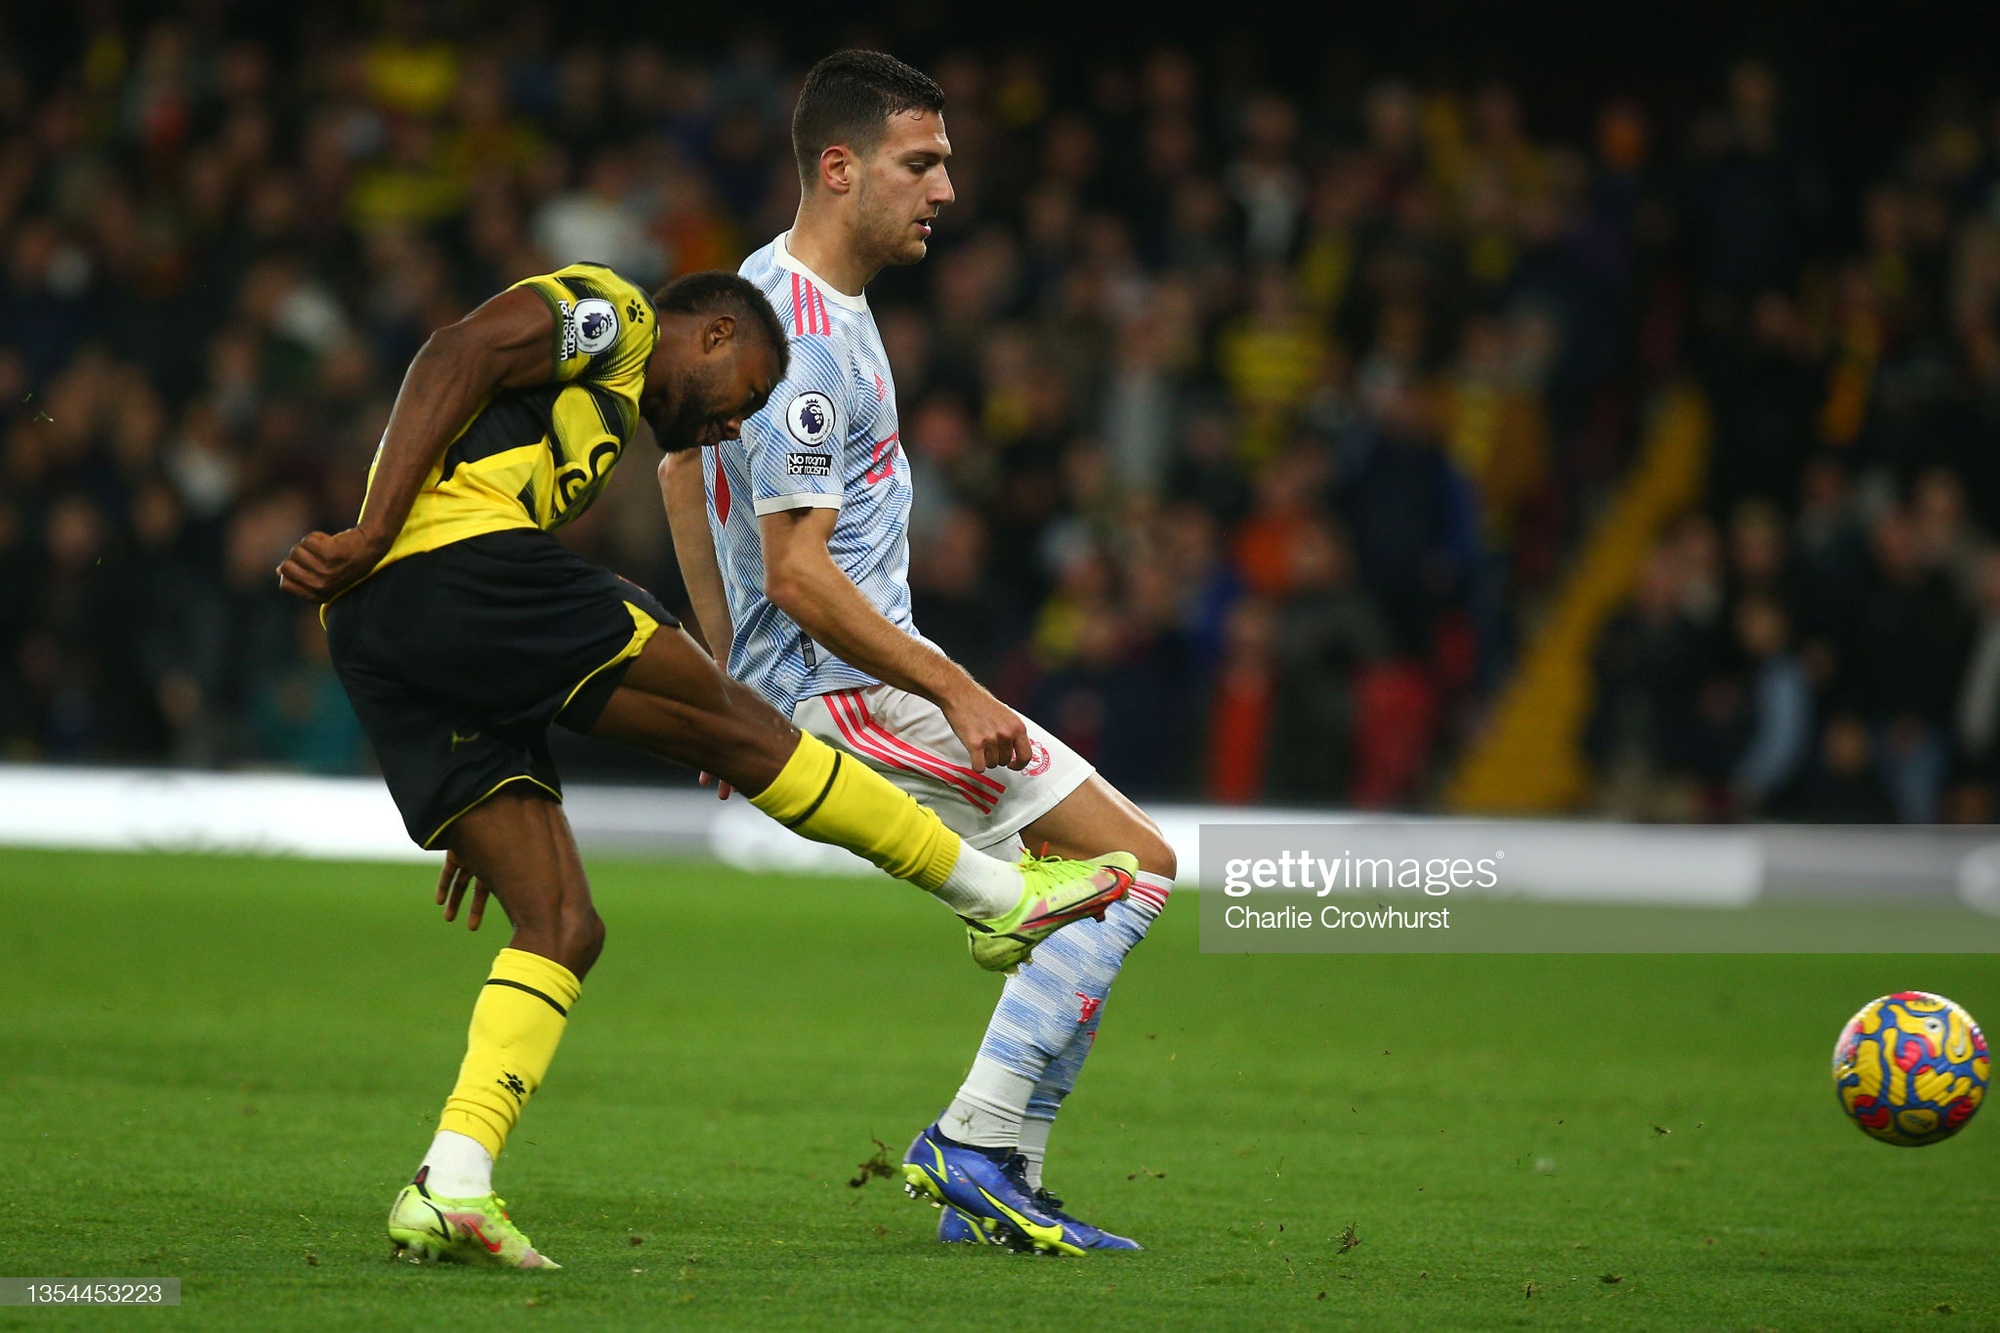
left=701, top=231, right=916, bottom=715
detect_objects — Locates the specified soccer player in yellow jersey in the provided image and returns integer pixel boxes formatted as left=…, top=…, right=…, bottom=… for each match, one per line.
left=277, top=264, right=1134, bottom=1269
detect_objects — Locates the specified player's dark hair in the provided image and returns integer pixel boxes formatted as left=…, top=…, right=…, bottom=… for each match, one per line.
left=651, top=271, right=790, bottom=372
left=792, top=49, right=946, bottom=187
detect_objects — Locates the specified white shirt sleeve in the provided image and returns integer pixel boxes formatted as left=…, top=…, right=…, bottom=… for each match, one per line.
left=743, top=335, right=851, bottom=516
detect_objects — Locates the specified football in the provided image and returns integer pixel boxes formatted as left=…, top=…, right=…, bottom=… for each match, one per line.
left=1833, top=992, right=1989, bottom=1146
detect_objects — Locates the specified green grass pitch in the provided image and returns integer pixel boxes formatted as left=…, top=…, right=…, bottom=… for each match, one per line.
left=3, top=847, right=1996, bottom=1330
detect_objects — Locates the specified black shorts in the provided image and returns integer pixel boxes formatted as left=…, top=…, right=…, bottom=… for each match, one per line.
left=325, top=529, right=677, bottom=848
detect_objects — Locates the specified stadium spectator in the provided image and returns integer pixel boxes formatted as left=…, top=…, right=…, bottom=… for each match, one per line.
left=1587, top=541, right=1710, bottom=820
left=1266, top=516, right=1391, bottom=801
left=1783, top=711, right=1899, bottom=824
left=1728, top=594, right=1813, bottom=815
left=1952, top=549, right=2000, bottom=817
left=0, top=14, right=1996, bottom=825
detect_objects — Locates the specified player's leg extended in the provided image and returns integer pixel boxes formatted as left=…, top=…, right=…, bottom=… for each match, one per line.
left=389, top=787, right=596, bottom=1269
left=1017, top=779, right=1175, bottom=1178
left=588, top=626, right=1130, bottom=943
left=936, top=777, right=1174, bottom=1248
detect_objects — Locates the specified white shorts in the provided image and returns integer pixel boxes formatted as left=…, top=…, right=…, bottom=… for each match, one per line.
left=794, top=684, right=1094, bottom=854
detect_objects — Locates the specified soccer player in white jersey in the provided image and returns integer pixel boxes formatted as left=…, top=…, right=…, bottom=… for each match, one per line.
left=661, top=50, right=1176, bottom=1255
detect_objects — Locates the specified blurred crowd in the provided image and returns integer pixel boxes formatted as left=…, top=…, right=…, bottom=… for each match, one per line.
left=0, top=9, right=1995, bottom=821
left=1587, top=67, right=2000, bottom=824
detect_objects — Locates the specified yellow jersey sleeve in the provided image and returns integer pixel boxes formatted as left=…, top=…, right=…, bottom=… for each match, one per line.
left=509, top=263, right=658, bottom=396
left=333, top=264, right=660, bottom=598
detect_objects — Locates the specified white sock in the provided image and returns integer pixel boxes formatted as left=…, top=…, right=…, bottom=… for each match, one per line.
left=1128, top=870, right=1173, bottom=917
left=933, top=844, right=1022, bottom=919
left=418, top=1130, right=494, bottom=1198
left=941, top=1056, right=1035, bottom=1148
left=1017, top=1116, right=1053, bottom=1190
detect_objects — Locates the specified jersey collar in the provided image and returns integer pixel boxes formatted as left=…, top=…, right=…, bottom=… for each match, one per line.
left=772, top=231, right=870, bottom=312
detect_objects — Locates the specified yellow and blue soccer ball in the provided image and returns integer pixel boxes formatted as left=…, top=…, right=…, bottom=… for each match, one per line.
left=1833, top=992, right=1988, bottom=1146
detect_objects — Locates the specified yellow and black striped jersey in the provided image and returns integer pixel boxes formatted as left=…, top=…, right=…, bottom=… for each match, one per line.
left=361, top=262, right=661, bottom=576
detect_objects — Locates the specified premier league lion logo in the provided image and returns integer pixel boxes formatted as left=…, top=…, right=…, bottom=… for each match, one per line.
left=571, top=298, right=619, bottom=355
left=787, top=390, right=836, bottom=446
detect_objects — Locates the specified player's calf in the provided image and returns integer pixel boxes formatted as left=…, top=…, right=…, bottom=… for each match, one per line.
left=589, top=626, right=803, bottom=791
left=401, top=791, right=595, bottom=1253
left=451, top=801, right=605, bottom=976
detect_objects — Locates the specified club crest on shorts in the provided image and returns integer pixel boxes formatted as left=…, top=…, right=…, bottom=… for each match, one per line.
left=571, top=298, right=619, bottom=355
left=1026, top=740, right=1052, bottom=777
left=786, top=391, right=836, bottom=446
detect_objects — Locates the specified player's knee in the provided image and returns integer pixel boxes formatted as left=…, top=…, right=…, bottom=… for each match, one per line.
left=558, top=904, right=606, bottom=978
left=724, top=678, right=793, bottom=744
left=712, top=682, right=801, bottom=785
left=1132, top=820, right=1176, bottom=881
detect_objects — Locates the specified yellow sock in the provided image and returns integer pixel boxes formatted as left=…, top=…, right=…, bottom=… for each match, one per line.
left=749, top=731, right=961, bottom=891
left=437, top=948, right=581, bottom=1159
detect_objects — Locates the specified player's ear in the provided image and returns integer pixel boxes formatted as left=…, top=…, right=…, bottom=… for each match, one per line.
left=704, top=314, right=737, bottom=354
left=819, top=144, right=854, bottom=195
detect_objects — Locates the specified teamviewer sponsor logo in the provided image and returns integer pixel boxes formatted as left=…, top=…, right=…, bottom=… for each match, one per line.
left=786, top=451, right=832, bottom=477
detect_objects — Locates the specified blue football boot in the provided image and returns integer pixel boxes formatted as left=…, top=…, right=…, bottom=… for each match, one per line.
left=902, top=1124, right=1081, bottom=1255
left=937, top=1204, right=1008, bottom=1245
left=1029, top=1185, right=1144, bottom=1251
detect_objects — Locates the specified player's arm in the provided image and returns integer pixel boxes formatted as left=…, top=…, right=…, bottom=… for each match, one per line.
left=760, top=507, right=1031, bottom=771
left=659, top=452, right=734, bottom=664
left=660, top=451, right=742, bottom=800
left=276, top=288, right=556, bottom=603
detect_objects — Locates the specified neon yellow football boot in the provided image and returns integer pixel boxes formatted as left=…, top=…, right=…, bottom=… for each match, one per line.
left=965, top=851, right=1137, bottom=973
left=387, top=1171, right=560, bottom=1269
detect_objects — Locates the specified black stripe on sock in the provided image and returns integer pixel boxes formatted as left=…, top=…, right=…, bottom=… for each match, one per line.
left=782, top=750, right=843, bottom=830
left=484, top=976, right=568, bottom=1017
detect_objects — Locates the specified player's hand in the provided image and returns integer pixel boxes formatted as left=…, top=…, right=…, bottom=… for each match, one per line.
left=943, top=683, right=1032, bottom=771
left=276, top=526, right=391, bottom=604
left=437, top=851, right=490, bottom=932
